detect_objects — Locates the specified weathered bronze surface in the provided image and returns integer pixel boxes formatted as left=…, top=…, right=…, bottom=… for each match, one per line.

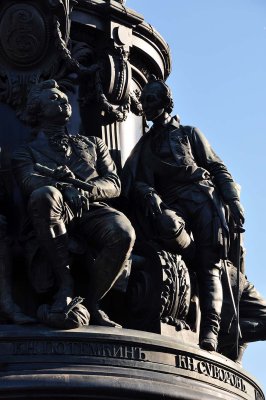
left=122, top=76, right=266, bottom=360
left=0, top=0, right=263, bottom=399
left=12, top=79, right=135, bottom=329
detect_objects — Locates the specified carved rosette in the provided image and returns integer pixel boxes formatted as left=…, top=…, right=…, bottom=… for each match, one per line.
left=0, top=0, right=75, bottom=116
left=0, top=4, right=48, bottom=68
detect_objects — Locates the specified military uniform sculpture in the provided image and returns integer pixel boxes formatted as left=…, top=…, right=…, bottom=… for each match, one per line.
left=8, top=76, right=266, bottom=363
left=121, top=76, right=266, bottom=355
left=12, top=79, right=135, bottom=328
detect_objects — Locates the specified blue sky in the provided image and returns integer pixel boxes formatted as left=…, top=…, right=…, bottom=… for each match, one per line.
left=126, top=0, right=266, bottom=390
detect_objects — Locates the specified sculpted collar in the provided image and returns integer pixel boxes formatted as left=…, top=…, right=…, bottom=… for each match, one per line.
left=47, top=133, right=71, bottom=155
left=152, top=115, right=180, bottom=130
left=169, top=115, right=180, bottom=129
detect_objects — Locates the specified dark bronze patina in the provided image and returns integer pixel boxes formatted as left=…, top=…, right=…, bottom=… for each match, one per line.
left=122, top=76, right=266, bottom=357
left=13, top=80, right=135, bottom=328
left=0, top=0, right=263, bottom=398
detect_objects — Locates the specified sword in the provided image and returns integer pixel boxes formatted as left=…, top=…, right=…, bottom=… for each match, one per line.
left=34, top=163, right=94, bottom=192
left=233, top=223, right=245, bottom=359
left=223, top=260, right=242, bottom=339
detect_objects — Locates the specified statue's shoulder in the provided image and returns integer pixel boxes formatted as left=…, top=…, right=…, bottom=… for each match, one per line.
left=168, top=123, right=195, bottom=140
left=69, top=134, right=97, bottom=149
left=71, top=134, right=104, bottom=146
left=177, top=124, right=195, bottom=134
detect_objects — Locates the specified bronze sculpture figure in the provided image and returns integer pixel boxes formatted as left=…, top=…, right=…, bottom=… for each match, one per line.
left=122, top=76, right=245, bottom=351
left=0, top=150, right=35, bottom=324
left=12, top=79, right=135, bottom=328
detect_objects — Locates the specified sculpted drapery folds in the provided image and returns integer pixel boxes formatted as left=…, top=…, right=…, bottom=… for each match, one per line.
left=12, top=79, right=135, bottom=328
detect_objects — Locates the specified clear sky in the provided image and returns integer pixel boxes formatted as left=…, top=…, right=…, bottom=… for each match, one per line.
left=126, top=0, right=266, bottom=390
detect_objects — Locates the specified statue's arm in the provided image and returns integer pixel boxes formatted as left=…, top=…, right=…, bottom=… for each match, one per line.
left=83, top=137, right=121, bottom=201
left=191, top=127, right=240, bottom=202
left=12, top=146, right=56, bottom=197
left=191, top=127, right=244, bottom=225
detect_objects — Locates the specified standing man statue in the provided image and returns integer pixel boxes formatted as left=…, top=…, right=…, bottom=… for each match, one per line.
left=13, top=79, right=135, bottom=328
left=122, top=76, right=244, bottom=351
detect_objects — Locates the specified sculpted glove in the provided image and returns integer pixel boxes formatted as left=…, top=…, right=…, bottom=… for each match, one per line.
left=228, top=199, right=245, bottom=227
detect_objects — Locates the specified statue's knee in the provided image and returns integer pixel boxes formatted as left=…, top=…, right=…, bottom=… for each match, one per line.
left=111, top=219, right=136, bottom=251
left=120, top=224, right=136, bottom=250
left=29, top=186, right=62, bottom=213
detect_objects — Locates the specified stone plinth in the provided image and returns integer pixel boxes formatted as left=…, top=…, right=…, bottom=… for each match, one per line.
left=0, top=325, right=263, bottom=400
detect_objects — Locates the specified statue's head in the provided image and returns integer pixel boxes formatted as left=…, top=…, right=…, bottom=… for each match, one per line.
left=140, top=76, right=174, bottom=122
left=25, top=80, right=72, bottom=128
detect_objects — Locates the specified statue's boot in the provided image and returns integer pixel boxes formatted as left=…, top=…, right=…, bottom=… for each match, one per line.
left=39, top=233, right=74, bottom=313
left=0, top=240, right=36, bottom=324
left=218, top=342, right=248, bottom=365
left=86, top=258, right=123, bottom=328
left=235, top=343, right=248, bottom=365
left=29, top=187, right=74, bottom=312
left=199, top=259, right=223, bottom=352
left=90, top=307, right=122, bottom=328
left=86, top=227, right=135, bottom=328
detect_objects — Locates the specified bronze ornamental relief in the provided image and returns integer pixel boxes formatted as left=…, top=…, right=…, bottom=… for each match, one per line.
left=0, top=3, right=48, bottom=67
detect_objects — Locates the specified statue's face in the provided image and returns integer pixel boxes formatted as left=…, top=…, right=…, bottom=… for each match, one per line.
left=140, top=83, right=165, bottom=121
left=39, top=87, right=72, bottom=125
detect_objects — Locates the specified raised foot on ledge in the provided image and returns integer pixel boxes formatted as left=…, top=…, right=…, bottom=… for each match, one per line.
left=90, top=309, right=122, bottom=328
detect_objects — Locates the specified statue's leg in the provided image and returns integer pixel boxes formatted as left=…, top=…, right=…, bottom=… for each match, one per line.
left=197, top=248, right=223, bottom=351
left=191, top=201, right=224, bottom=352
left=0, top=216, right=36, bottom=324
left=29, top=186, right=74, bottom=312
left=76, top=206, right=135, bottom=327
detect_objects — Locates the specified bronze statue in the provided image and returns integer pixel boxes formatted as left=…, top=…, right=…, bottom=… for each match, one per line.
left=0, top=151, right=35, bottom=324
left=219, top=261, right=266, bottom=363
left=122, top=76, right=245, bottom=351
left=12, top=79, right=135, bottom=328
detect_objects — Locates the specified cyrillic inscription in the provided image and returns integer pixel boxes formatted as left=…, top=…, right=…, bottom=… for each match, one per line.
left=13, top=341, right=146, bottom=361
left=176, top=355, right=247, bottom=393
left=11, top=341, right=254, bottom=395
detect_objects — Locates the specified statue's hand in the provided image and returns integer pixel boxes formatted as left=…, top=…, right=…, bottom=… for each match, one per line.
left=228, top=199, right=245, bottom=227
left=63, top=186, right=89, bottom=218
left=145, top=192, right=164, bottom=217
left=53, top=165, right=75, bottom=180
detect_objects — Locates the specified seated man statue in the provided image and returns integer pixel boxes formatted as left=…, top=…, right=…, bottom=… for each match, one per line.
left=122, top=76, right=244, bottom=351
left=12, top=79, right=135, bottom=327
